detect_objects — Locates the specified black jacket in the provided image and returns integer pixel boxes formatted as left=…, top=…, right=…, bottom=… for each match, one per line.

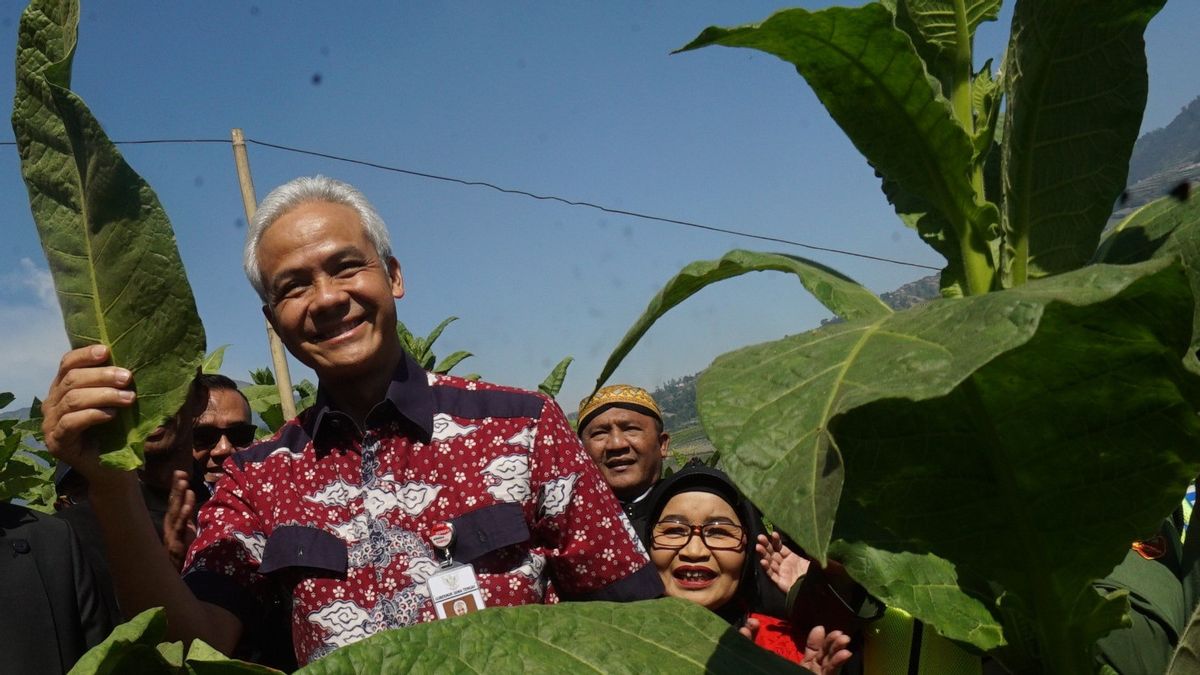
left=1, top=502, right=117, bottom=673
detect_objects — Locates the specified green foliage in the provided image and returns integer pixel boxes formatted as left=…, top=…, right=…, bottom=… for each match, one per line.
left=594, top=250, right=891, bottom=392
left=202, top=346, right=229, bottom=375
left=397, top=317, right=474, bottom=374
left=401, top=316, right=574, bottom=395
left=248, top=368, right=275, bottom=386
left=296, top=599, right=796, bottom=674
left=12, top=0, right=205, bottom=470
left=242, top=377, right=317, bottom=434
left=0, top=393, right=54, bottom=511
left=1094, top=194, right=1200, bottom=265
left=1002, top=0, right=1165, bottom=283
left=681, top=0, right=1163, bottom=298
left=680, top=6, right=998, bottom=296
left=68, top=601, right=792, bottom=675
left=584, top=2, right=1200, bottom=673
left=537, top=356, right=573, bottom=398
left=1169, top=601, right=1200, bottom=674
left=68, top=608, right=282, bottom=675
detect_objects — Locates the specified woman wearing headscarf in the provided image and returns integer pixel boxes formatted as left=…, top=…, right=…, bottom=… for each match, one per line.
left=644, top=460, right=852, bottom=673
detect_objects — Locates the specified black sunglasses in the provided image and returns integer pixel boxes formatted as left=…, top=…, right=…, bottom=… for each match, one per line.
left=193, top=423, right=257, bottom=450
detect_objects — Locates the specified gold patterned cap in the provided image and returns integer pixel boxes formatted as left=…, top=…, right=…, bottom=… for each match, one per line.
left=577, top=384, right=662, bottom=434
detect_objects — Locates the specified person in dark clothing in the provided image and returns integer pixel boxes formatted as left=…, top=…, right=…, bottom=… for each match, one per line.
left=577, top=384, right=670, bottom=538
left=1, top=501, right=116, bottom=673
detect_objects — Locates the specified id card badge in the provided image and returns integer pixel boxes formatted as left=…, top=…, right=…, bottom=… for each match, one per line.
left=427, top=563, right=487, bottom=619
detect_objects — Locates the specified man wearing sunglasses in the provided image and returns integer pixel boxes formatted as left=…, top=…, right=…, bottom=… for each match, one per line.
left=191, top=374, right=256, bottom=493
left=165, top=374, right=258, bottom=573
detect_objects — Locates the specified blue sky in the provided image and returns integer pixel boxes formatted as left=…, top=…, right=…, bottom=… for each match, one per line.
left=2, top=1, right=1198, bottom=415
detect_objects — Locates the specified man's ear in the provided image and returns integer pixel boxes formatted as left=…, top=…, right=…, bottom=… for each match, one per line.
left=387, top=257, right=405, bottom=299
left=261, top=303, right=277, bottom=330
left=658, top=432, right=671, bottom=459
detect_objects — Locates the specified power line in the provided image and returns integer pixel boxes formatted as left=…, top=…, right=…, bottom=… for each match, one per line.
left=2, top=136, right=940, bottom=271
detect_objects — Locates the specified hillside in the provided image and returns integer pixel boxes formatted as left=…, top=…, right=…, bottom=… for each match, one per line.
left=1127, top=95, right=1200, bottom=185
left=1112, top=95, right=1200, bottom=223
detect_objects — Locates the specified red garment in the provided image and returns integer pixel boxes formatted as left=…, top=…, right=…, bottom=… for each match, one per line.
left=751, top=612, right=806, bottom=664
left=183, top=354, right=660, bottom=665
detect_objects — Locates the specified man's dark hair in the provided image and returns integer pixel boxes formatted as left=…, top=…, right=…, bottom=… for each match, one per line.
left=194, top=373, right=250, bottom=410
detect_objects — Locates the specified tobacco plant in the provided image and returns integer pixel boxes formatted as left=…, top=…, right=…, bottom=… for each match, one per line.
left=0, top=392, right=55, bottom=510
left=593, top=1, right=1200, bottom=672
left=12, top=0, right=205, bottom=469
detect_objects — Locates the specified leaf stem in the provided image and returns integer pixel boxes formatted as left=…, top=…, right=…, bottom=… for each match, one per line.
left=951, top=0, right=995, bottom=295
left=950, top=0, right=975, bottom=135
left=961, top=236, right=995, bottom=295
left=1011, top=235, right=1029, bottom=286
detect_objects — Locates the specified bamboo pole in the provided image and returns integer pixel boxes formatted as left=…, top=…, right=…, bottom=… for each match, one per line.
left=231, top=128, right=297, bottom=420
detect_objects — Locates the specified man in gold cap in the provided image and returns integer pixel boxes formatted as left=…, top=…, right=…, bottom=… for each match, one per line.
left=578, top=384, right=671, bottom=539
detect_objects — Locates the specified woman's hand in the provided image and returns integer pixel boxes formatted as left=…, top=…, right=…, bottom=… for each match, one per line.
left=756, top=531, right=811, bottom=594
left=800, top=626, right=852, bottom=675
left=737, top=615, right=761, bottom=641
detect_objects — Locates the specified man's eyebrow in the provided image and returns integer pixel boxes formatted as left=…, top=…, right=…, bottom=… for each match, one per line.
left=324, top=246, right=368, bottom=263
left=269, top=265, right=305, bottom=287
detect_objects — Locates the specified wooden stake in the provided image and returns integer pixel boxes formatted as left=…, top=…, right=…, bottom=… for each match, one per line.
left=231, top=128, right=297, bottom=420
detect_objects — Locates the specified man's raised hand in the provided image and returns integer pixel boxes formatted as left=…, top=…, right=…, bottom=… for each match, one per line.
left=42, top=345, right=136, bottom=482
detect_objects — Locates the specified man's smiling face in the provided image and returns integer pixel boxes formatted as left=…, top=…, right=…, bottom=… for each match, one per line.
left=580, top=406, right=669, bottom=501
left=257, top=200, right=405, bottom=382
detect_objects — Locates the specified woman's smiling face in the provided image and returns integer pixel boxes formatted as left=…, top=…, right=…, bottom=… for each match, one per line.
left=650, top=491, right=746, bottom=611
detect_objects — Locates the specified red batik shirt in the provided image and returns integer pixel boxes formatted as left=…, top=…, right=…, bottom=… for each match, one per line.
left=182, top=354, right=661, bottom=665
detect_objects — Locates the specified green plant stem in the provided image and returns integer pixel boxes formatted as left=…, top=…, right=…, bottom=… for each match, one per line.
left=949, top=0, right=975, bottom=135
left=1011, top=235, right=1029, bottom=286
left=949, top=0, right=995, bottom=295
left=962, top=236, right=995, bottom=294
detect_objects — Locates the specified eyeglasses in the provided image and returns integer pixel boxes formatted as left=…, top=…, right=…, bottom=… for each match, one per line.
left=651, top=520, right=745, bottom=551
left=193, top=423, right=257, bottom=450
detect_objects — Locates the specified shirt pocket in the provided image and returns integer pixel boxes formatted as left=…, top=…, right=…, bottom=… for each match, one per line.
left=450, top=502, right=530, bottom=564
left=259, top=525, right=348, bottom=576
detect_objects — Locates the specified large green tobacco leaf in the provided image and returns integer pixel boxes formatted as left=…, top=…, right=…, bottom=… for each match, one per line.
left=298, top=599, right=798, bottom=674
left=902, top=0, right=1001, bottom=55
left=829, top=537, right=1004, bottom=650
left=699, top=256, right=1200, bottom=670
left=1094, top=195, right=1200, bottom=266
left=592, top=249, right=890, bottom=392
left=1095, top=193, right=1200, bottom=375
left=69, top=609, right=282, bottom=675
left=1002, top=0, right=1166, bottom=279
left=12, top=0, right=205, bottom=469
left=69, top=608, right=169, bottom=675
left=679, top=6, right=996, bottom=290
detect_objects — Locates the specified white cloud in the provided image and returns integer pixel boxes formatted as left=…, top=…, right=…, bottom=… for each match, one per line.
left=0, top=302, right=69, bottom=408
left=21, top=258, right=57, bottom=307
left=0, top=259, right=67, bottom=407
left=1, top=258, right=58, bottom=308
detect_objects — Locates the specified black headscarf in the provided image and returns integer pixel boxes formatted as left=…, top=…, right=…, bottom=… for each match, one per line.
left=643, top=460, right=786, bottom=623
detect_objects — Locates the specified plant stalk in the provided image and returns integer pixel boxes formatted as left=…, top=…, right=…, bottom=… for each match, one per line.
left=951, top=0, right=995, bottom=295
left=961, top=235, right=995, bottom=295
left=1010, top=235, right=1028, bottom=286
